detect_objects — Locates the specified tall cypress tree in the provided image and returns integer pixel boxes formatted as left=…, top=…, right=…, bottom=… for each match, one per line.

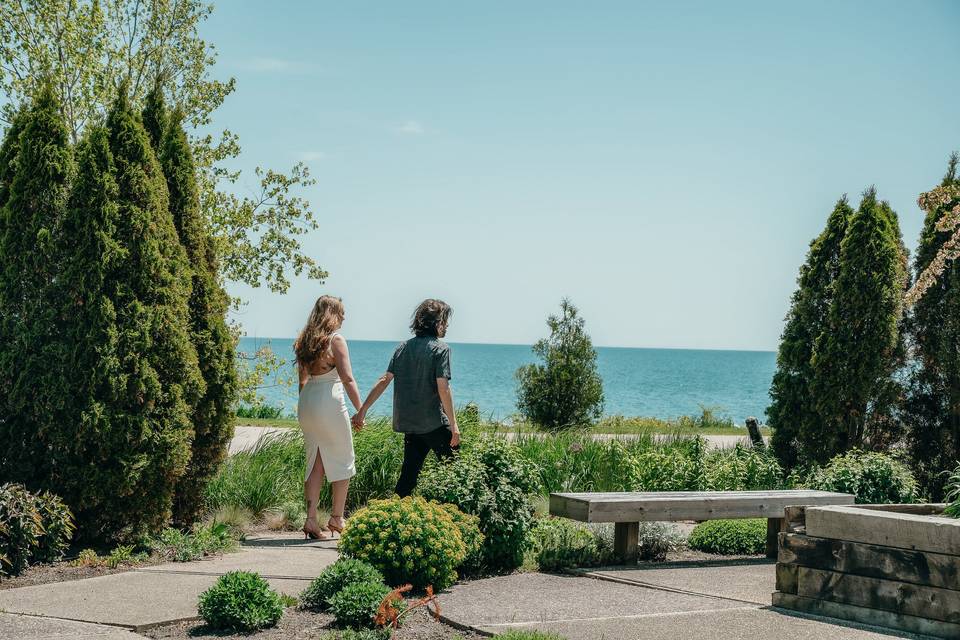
left=810, top=189, right=908, bottom=462
left=769, top=198, right=852, bottom=468
left=0, top=86, right=74, bottom=485
left=907, top=154, right=960, bottom=499
left=0, top=108, right=29, bottom=207
left=143, top=86, right=237, bottom=525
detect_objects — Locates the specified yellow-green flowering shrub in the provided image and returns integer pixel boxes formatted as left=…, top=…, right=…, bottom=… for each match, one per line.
left=437, top=503, right=483, bottom=575
left=339, top=497, right=466, bottom=591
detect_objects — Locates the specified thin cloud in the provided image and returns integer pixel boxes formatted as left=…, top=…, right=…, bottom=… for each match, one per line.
left=297, top=150, right=327, bottom=162
left=395, top=120, right=425, bottom=135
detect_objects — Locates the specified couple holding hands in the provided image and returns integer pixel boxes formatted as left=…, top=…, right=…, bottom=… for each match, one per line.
left=294, top=296, right=461, bottom=540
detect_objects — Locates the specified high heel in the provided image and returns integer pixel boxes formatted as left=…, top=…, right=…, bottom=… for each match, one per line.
left=326, top=515, right=346, bottom=538
left=302, top=516, right=330, bottom=540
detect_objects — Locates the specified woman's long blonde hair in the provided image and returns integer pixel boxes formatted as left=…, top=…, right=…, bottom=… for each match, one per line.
left=294, top=295, right=345, bottom=366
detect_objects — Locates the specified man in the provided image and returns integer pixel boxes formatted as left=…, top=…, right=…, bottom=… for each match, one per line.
left=352, top=299, right=460, bottom=496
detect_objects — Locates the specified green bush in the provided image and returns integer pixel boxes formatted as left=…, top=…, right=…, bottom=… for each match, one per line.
left=526, top=518, right=601, bottom=571
left=437, top=503, right=484, bottom=575
left=512, top=434, right=647, bottom=493
left=808, top=450, right=918, bottom=504
left=339, top=497, right=466, bottom=591
left=627, top=438, right=707, bottom=491
left=32, top=491, right=75, bottom=564
left=300, top=558, right=385, bottom=611
left=0, top=484, right=43, bottom=576
left=945, top=464, right=960, bottom=518
left=235, top=403, right=286, bottom=419
left=328, top=580, right=400, bottom=629
left=515, top=299, right=604, bottom=430
left=687, top=519, right=766, bottom=555
left=705, top=445, right=784, bottom=491
left=150, top=521, right=236, bottom=562
left=198, top=571, right=284, bottom=631
left=419, top=436, right=539, bottom=572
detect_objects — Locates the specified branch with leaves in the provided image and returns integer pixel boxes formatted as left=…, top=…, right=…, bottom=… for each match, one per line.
left=907, top=182, right=960, bottom=306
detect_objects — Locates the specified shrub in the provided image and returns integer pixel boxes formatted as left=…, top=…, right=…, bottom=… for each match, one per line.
left=687, top=519, right=766, bottom=555
left=105, top=544, right=146, bottom=568
left=512, top=434, right=646, bottom=493
left=329, top=580, right=400, bottom=629
left=418, top=436, right=539, bottom=572
left=0, top=484, right=43, bottom=576
left=235, top=403, right=285, bottom=419
left=300, top=558, right=385, bottom=611
left=526, top=518, right=599, bottom=571
left=437, top=503, right=484, bottom=575
left=515, top=298, right=604, bottom=430
left=339, top=497, right=466, bottom=591
left=807, top=450, right=918, bottom=504
left=705, top=445, right=784, bottom=491
left=73, top=548, right=102, bottom=568
left=33, top=491, right=75, bottom=564
left=198, top=571, right=284, bottom=631
left=626, top=438, right=707, bottom=491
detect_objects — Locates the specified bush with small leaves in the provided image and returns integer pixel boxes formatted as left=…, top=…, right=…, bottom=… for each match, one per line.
left=807, top=450, right=918, bottom=504
left=627, top=438, right=707, bottom=491
left=328, top=580, right=397, bottom=629
left=0, top=484, right=43, bottom=576
left=705, top=445, right=784, bottom=491
left=339, top=497, right=465, bottom=591
left=687, top=519, right=766, bottom=555
left=945, top=464, right=960, bottom=518
left=300, top=558, right=385, bottom=611
left=198, top=571, right=284, bottom=632
left=33, top=492, right=75, bottom=564
left=526, top=517, right=599, bottom=571
left=437, top=503, right=483, bottom=575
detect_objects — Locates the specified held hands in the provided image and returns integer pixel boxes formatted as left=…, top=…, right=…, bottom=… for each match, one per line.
left=351, top=409, right=366, bottom=431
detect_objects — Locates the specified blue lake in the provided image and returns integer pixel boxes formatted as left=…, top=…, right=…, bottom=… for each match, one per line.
left=238, top=337, right=776, bottom=423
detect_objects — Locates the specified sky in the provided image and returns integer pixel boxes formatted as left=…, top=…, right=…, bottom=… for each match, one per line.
left=202, top=1, right=960, bottom=351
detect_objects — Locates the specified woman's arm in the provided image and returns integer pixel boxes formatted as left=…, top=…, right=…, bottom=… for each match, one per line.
left=332, top=335, right=363, bottom=411
left=297, top=359, right=310, bottom=392
left=437, top=378, right=460, bottom=447
left=352, top=371, right=394, bottom=428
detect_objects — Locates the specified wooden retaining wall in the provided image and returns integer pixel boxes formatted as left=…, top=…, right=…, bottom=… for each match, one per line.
left=772, top=504, right=960, bottom=639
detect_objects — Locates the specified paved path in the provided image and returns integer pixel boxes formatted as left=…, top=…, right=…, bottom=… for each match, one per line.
left=229, top=424, right=768, bottom=455
left=0, top=533, right=337, bottom=634
left=440, top=563, right=927, bottom=639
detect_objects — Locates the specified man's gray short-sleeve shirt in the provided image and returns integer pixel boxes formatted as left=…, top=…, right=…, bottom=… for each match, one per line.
left=387, top=336, right=451, bottom=433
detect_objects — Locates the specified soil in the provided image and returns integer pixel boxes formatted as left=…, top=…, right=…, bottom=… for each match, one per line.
left=144, top=605, right=485, bottom=640
left=0, top=558, right=146, bottom=590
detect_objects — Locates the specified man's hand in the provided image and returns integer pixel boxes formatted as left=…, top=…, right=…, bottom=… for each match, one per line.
left=351, top=410, right=366, bottom=431
left=450, top=427, right=461, bottom=448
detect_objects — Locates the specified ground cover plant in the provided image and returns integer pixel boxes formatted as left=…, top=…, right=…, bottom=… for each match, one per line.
left=687, top=519, right=766, bottom=555
left=198, top=570, right=284, bottom=632
left=329, top=580, right=400, bottom=629
left=301, top=558, right=385, bottom=611
left=806, top=450, right=918, bottom=504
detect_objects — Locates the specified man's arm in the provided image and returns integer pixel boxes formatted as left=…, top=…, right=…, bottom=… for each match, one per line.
left=352, top=372, right=394, bottom=429
left=437, top=377, right=460, bottom=447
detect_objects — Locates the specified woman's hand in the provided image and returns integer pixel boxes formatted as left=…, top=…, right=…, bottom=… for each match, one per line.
left=351, top=409, right=366, bottom=431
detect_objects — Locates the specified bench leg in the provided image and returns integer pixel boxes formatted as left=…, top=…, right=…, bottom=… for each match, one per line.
left=614, top=522, right=639, bottom=563
left=766, top=517, right=785, bottom=559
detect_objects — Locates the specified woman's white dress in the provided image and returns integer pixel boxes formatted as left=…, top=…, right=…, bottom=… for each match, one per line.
left=298, top=366, right=356, bottom=482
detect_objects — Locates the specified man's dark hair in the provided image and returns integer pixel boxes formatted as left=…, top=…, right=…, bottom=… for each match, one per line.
left=410, top=299, right=452, bottom=337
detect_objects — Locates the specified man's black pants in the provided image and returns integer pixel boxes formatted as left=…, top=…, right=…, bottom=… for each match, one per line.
left=395, top=427, right=456, bottom=497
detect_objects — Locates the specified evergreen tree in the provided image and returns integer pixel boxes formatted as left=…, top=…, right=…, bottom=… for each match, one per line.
left=0, top=108, right=29, bottom=207
left=810, top=189, right=908, bottom=462
left=144, top=86, right=237, bottom=525
left=0, top=85, right=74, bottom=486
left=768, top=198, right=852, bottom=468
left=907, top=154, right=960, bottom=499
left=516, top=299, right=604, bottom=430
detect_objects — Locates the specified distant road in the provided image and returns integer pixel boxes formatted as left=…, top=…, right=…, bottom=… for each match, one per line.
left=229, top=424, right=768, bottom=455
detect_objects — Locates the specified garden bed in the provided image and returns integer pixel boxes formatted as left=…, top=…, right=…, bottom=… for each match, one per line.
left=773, top=503, right=960, bottom=639
left=144, top=605, right=485, bottom=640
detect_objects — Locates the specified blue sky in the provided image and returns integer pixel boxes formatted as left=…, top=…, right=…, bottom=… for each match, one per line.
left=204, top=1, right=960, bottom=350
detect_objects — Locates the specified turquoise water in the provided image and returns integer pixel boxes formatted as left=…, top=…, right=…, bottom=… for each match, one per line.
left=238, top=337, right=776, bottom=423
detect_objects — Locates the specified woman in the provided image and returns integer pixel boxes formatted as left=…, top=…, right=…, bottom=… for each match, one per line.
left=294, top=295, right=362, bottom=539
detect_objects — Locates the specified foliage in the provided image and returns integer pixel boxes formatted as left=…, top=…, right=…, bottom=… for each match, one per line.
left=198, top=571, right=284, bottom=632
left=418, top=436, right=540, bottom=572
left=105, top=544, right=147, bottom=568
left=318, top=630, right=391, bottom=640
left=493, top=632, right=566, bottom=640
left=807, top=450, right=918, bottom=505
left=236, top=403, right=287, bottom=419
left=704, top=444, right=784, bottom=491
left=525, top=517, right=603, bottom=571
left=768, top=198, right=852, bottom=468
left=907, top=154, right=960, bottom=500
left=516, top=298, right=604, bottom=430
left=944, top=463, right=960, bottom=518
left=33, top=492, right=76, bottom=564
left=149, top=522, right=237, bottom=562
left=73, top=548, right=102, bottom=568
left=510, top=432, right=646, bottom=493
left=329, top=580, right=400, bottom=630
left=687, top=519, right=767, bottom=555
left=437, top=503, right=484, bottom=575
left=340, top=497, right=467, bottom=591
left=626, top=437, right=707, bottom=491
left=0, top=484, right=43, bottom=576
left=300, top=558, right=385, bottom=612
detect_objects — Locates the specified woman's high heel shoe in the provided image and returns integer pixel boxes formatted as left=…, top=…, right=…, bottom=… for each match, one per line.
left=302, top=516, right=330, bottom=540
left=326, top=515, right=346, bottom=538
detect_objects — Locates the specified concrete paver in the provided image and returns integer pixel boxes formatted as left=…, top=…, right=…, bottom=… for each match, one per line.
left=0, top=613, right=145, bottom=640
left=585, top=560, right=776, bottom=605
left=138, top=545, right=338, bottom=579
left=477, top=606, right=928, bottom=640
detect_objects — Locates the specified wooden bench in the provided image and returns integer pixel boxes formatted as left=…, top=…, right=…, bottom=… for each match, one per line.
left=549, top=490, right=855, bottom=561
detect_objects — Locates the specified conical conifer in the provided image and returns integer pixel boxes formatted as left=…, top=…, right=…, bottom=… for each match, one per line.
left=144, top=86, right=237, bottom=525
left=768, top=198, right=852, bottom=467
left=810, top=189, right=908, bottom=461
left=907, top=154, right=960, bottom=499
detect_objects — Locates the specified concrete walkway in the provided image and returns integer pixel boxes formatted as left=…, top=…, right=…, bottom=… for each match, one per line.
left=440, top=563, right=929, bottom=639
left=0, top=533, right=337, bottom=634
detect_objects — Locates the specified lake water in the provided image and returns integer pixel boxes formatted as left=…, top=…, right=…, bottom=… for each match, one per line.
left=239, top=337, right=777, bottom=423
